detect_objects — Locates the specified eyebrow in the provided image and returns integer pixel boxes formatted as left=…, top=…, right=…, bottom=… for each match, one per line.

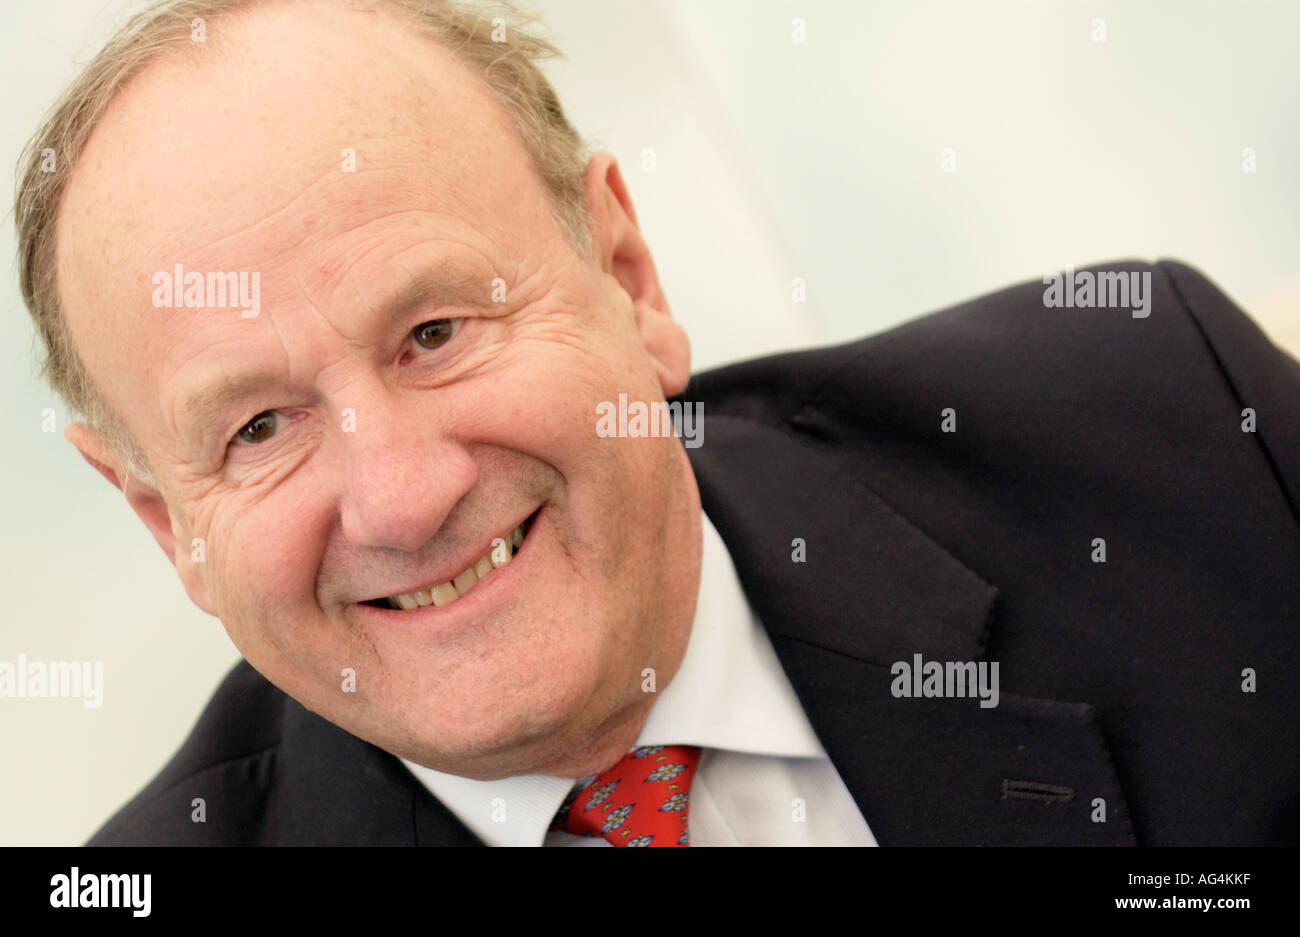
left=174, top=261, right=496, bottom=443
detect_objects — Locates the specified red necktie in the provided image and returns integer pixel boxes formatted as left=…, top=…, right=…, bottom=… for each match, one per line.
left=550, top=745, right=702, bottom=846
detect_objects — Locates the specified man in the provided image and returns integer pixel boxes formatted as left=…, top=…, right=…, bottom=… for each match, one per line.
left=16, top=0, right=1298, bottom=846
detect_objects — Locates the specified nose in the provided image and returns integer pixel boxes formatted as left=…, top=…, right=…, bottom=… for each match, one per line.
left=337, top=395, right=477, bottom=553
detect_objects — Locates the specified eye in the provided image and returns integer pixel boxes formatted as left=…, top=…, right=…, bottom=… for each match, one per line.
left=412, top=318, right=462, bottom=350
left=233, top=410, right=282, bottom=446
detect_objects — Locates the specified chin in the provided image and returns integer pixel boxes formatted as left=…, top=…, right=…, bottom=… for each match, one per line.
left=387, top=662, right=611, bottom=768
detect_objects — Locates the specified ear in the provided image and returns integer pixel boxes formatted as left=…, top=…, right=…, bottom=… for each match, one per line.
left=583, top=151, right=691, bottom=397
left=64, top=422, right=216, bottom=616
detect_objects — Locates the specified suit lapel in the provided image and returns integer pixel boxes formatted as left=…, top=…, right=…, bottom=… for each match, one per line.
left=687, top=413, right=1136, bottom=845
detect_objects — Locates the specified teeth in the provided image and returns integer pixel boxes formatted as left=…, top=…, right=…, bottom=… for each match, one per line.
left=452, top=566, right=478, bottom=596
left=430, top=582, right=459, bottom=606
left=383, top=521, right=525, bottom=610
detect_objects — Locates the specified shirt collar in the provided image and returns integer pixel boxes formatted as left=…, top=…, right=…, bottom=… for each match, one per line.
left=401, top=507, right=827, bottom=845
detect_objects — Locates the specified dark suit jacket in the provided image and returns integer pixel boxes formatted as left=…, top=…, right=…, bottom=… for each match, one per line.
left=87, top=259, right=1300, bottom=846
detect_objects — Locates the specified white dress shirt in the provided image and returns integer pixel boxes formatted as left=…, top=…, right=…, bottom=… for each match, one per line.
left=401, top=510, right=877, bottom=846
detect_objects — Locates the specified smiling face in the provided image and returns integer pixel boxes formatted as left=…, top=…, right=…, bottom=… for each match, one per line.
left=55, top=0, right=702, bottom=780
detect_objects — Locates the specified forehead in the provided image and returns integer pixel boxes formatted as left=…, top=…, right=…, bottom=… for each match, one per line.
left=55, top=0, right=556, bottom=436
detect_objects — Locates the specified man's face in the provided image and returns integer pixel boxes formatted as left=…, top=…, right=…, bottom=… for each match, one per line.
left=55, top=0, right=701, bottom=779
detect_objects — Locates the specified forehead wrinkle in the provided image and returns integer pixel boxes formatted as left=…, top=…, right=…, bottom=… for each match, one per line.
left=74, top=28, right=517, bottom=296
left=331, top=242, right=503, bottom=335
left=165, top=165, right=346, bottom=268
left=184, top=163, right=460, bottom=287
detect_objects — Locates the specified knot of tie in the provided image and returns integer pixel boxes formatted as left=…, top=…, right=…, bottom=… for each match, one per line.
left=549, top=745, right=702, bottom=846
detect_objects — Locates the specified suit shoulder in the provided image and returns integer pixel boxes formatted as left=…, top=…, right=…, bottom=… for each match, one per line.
left=688, top=259, right=1299, bottom=523
left=824, top=258, right=1254, bottom=383
left=684, top=259, right=1215, bottom=419
left=802, top=259, right=1298, bottom=513
left=85, top=660, right=286, bottom=845
left=695, top=259, right=1284, bottom=402
left=724, top=258, right=1284, bottom=425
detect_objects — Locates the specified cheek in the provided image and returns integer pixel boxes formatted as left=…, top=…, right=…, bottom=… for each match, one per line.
left=450, top=357, right=605, bottom=491
left=197, top=486, right=334, bottom=643
left=481, top=332, right=665, bottom=464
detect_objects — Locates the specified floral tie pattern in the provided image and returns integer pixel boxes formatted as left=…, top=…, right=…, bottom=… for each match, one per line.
left=550, top=745, right=702, bottom=846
